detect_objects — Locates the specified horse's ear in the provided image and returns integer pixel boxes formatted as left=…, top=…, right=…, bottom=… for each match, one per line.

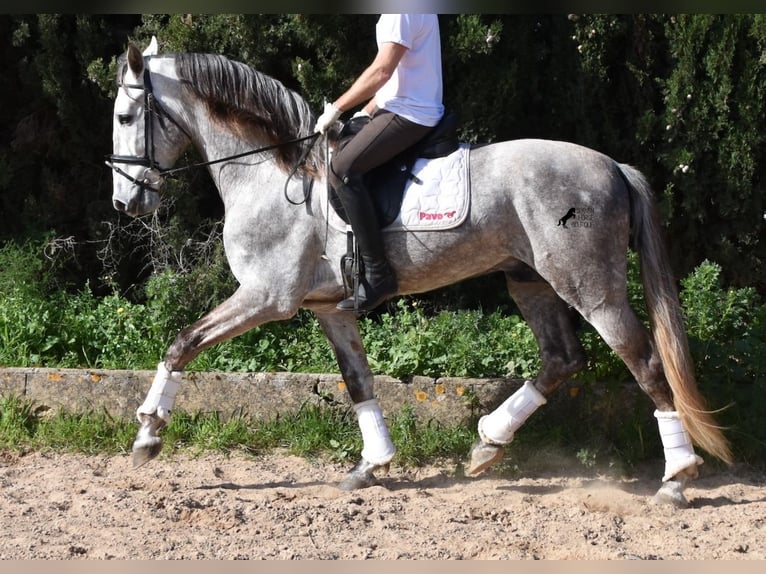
left=126, top=36, right=157, bottom=77
left=143, top=36, right=158, bottom=57
left=127, top=43, right=144, bottom=76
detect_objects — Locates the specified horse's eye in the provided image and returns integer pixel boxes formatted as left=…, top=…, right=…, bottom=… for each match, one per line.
left=118, top=114, right=132, bottom=125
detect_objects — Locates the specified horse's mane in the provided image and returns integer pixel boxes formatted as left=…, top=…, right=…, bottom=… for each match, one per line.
left=174, top=53, right=322, bottom=176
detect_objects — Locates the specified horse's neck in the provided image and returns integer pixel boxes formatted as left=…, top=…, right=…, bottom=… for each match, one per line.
left=149, top=58, right=324, bottom=221
left=149, top=78, right=263, bottom=203
left=194, top=124, right=320, bottom=219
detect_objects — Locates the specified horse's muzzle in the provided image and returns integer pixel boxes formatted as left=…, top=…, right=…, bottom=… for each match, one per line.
left=112, top=187, right=161, bottom=217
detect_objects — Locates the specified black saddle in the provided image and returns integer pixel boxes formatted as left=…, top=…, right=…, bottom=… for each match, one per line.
left=329, top=111, right=460, bottom=227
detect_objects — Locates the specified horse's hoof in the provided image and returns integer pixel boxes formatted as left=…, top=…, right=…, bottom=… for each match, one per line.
left=466, top=440, right=505, bottom=476
left=131, top=414, right=166, bottom=468
left=338, top=458, right=388, bottom=491
left=652, top=480, right=690, bottom=508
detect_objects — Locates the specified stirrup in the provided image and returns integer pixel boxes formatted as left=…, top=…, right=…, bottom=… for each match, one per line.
left=336, top=282, right=396, bottom=313
left=337, top=253, right=397, bottom=313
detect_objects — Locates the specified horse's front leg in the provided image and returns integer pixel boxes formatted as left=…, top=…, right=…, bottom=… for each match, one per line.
left=316, top=311, right=395, bottom=490
left=132, top=287, right=292, bottom=467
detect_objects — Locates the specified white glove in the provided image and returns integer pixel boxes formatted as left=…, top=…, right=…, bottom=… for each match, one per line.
left=314, top=102, right=342, bottom=134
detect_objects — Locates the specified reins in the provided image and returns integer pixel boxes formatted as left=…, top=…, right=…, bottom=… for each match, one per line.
left=160, top=132, right=320, bottom=179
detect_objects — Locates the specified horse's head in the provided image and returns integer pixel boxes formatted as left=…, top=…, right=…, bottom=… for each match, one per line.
left=109, top=37, right=187, bottom=217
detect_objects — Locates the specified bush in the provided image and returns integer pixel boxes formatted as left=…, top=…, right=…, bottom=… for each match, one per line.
left=0, top=237, right=62, bottom=366
left=680, top=260, right=766, bottom=464
left=360, top=298, right=539, bottom=379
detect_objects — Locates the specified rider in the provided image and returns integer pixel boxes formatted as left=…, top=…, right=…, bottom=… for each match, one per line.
left=314, top=13, right=444, bottom=312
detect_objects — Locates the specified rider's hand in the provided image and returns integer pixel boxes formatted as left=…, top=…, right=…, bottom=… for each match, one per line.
left=314, top=102, right=342, bottom=134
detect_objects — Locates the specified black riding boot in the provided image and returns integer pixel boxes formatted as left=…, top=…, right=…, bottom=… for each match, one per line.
left=334, top=177, right=398, bottom=312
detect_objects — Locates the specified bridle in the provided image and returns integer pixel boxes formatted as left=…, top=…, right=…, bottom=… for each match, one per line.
left=105, top=65, right=186, bottom=194
left=106, top=62, right=320, bottom=199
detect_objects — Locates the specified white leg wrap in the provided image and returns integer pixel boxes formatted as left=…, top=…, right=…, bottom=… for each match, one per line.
left=354, top=398, right=396, bottom=466
left=478, top=380, right=547, bottom=445
left=655, top=410, right=704, bottom=482
left=136, top=362, right=182, bottom=423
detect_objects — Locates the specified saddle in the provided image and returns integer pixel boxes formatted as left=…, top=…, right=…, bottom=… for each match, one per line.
left=327, top=111, right=460, bottom=306
left=328, top=111, right=460, bottom=227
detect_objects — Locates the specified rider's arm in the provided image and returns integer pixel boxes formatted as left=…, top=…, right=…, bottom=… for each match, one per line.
left=333, top=41, right=407, bottom=113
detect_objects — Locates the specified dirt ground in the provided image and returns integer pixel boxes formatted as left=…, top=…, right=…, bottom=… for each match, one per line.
left=0, top=449, right=764, bottom=560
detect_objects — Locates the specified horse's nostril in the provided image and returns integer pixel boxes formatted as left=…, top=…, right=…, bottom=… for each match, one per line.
left=113, top=199, right=127, bottom=212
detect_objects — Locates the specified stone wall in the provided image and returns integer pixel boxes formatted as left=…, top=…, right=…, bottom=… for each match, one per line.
left=0, top=367, right=646, bottom=435
left=0, top=367, right=527, bottom=425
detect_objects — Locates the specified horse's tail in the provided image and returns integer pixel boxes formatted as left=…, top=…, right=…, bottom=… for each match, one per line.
left=618, top=163, right=733, bottom=465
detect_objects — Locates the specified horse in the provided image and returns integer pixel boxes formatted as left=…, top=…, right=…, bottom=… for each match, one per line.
left=108, top=37, right=732, bottom=507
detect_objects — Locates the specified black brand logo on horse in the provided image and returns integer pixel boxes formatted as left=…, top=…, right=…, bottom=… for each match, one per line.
left=557, top=207, right=595, bottom=228
left=557, top=208, right=576, bottom=227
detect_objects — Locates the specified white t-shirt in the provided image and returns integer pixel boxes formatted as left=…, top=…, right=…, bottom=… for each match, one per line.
left=374, top=14, right=444, bottom=127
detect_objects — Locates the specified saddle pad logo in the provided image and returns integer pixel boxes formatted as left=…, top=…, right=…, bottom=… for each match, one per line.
left=386, top=144, right=470, bottom=232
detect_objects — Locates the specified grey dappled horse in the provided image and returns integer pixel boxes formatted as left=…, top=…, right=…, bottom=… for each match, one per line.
left=109, top=38, right=731, bottom=507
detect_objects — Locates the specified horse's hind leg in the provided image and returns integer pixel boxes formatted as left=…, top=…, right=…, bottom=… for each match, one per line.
left=581, top=301, right=702, bottom=507
left=468, top=264, right=587, bottom=475
left=315, top=311, right=396, bottom=490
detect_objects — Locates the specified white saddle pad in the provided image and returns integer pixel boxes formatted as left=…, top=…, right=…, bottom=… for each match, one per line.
left=327, top=144, right=470, bottom=233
